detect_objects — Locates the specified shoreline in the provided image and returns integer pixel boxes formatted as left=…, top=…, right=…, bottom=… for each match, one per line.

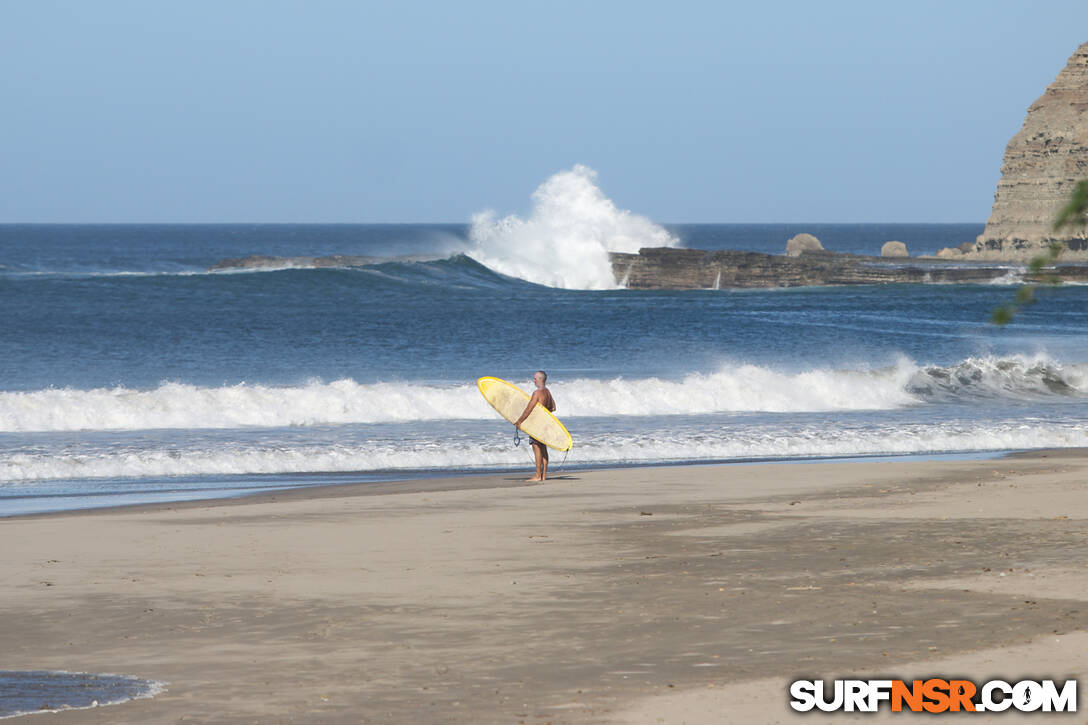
left=3, top=449, right=1086, bottom=723
left=3, top=448, right=1017, bottom=520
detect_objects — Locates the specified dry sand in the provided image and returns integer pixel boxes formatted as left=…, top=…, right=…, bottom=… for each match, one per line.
left=2, top=451, right=1086, bottom=724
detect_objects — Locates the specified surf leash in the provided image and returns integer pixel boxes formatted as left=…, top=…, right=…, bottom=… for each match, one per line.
left=513, top=426, right=572, bottom=471
left=552, top=448, right=571, bottom=475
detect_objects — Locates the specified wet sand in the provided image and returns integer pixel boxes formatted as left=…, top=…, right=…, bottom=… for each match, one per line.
left=2, top=451, right=1086, bottom=723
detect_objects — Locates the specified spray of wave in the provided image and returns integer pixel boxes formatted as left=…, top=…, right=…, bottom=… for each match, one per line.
left=467, top=164, right=678, bottom=289
left=2, top=356, right=1084, bottom=434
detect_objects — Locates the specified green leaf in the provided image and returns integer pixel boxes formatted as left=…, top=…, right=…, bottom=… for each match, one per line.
left=1053, top=180, right=1088, bottom=231
left=1014, top=286, right=1035, bottom=305
left=992, top=178, right=1080, bottom=326
left=991, top=305, right=1016, bottom=326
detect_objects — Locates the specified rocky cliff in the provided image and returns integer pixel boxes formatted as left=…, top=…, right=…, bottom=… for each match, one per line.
left=965, top=41, right=1088, bottom=260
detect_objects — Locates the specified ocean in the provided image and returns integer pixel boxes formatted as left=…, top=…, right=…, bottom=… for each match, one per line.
left=3, top=175, right=1086, bottom=516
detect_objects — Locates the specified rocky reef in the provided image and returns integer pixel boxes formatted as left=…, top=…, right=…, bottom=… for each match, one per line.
left=610, top=247, right=1088, bottom=289
left=207, top=248, right=1088, bottom=289
left=207, top=254, right=438, bottom=271
left=959, top=41, right=1088, bottom=261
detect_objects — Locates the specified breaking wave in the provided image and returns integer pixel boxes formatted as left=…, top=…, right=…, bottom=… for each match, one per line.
left=2, top=419, right=1085, bottom=483
left=467, top=164, right=678, bottom=289
left=1, top=355, right=1084, bottom=434
left=906, top=355, right=1088, bottom=400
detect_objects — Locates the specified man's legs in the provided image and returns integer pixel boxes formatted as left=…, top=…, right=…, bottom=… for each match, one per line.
left=529, top=440, right=544, bottom=481
left=540, top=445, right=549, bottom=480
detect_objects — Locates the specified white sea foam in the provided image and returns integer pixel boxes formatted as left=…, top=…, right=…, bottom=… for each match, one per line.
left=1, top=356, right=1083, bottom=434
left=467, top=164, right=678, bottom=289
left=1, top=420, right=1085, bottom=483
left=986, top=269, right=1026, bottom=285
left=0, top=380, right=485, bottom=432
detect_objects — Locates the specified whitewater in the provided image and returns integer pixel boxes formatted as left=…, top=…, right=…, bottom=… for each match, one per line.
left=2, top=355, right=1084, bottom=434
left=2, top=167, right=1087, bottom=513
left=3, top=417, right=1087, bottom=486
left=467, top=164, right=678, bottom=289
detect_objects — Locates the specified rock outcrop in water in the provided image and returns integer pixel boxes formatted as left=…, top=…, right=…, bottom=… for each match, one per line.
left=881, top=241, right=909, bottom=257
left=968, top=41, right=1088, bottom=260
left=610, top=247, right=1088, bottom=289
left=785, top=233, right=823, bottom=256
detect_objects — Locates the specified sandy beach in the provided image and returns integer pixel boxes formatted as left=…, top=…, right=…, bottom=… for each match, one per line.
left=3, top=451, right=1087, bottom=723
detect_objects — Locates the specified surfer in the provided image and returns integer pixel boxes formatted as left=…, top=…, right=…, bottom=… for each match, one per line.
left=515, top=371, right=555, bottom=482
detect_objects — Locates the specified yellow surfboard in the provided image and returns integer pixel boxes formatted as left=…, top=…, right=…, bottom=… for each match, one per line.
left=477, top=377, right=573, bottom=452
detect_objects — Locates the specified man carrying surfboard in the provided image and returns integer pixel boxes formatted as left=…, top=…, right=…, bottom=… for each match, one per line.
left=476, top=374, right=572, bottom=476
left=515, top=371, right=556, bottom=482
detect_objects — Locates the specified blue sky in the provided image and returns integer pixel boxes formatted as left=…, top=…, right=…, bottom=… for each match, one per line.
left=2, top=1, right=1087, bottom=223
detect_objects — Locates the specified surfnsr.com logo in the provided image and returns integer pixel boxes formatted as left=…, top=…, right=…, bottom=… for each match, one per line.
left=789, top=678, right=1077, bottom=713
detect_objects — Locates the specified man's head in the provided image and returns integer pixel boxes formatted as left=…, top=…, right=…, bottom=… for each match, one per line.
left=533, top=370, right=547, bottom=387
